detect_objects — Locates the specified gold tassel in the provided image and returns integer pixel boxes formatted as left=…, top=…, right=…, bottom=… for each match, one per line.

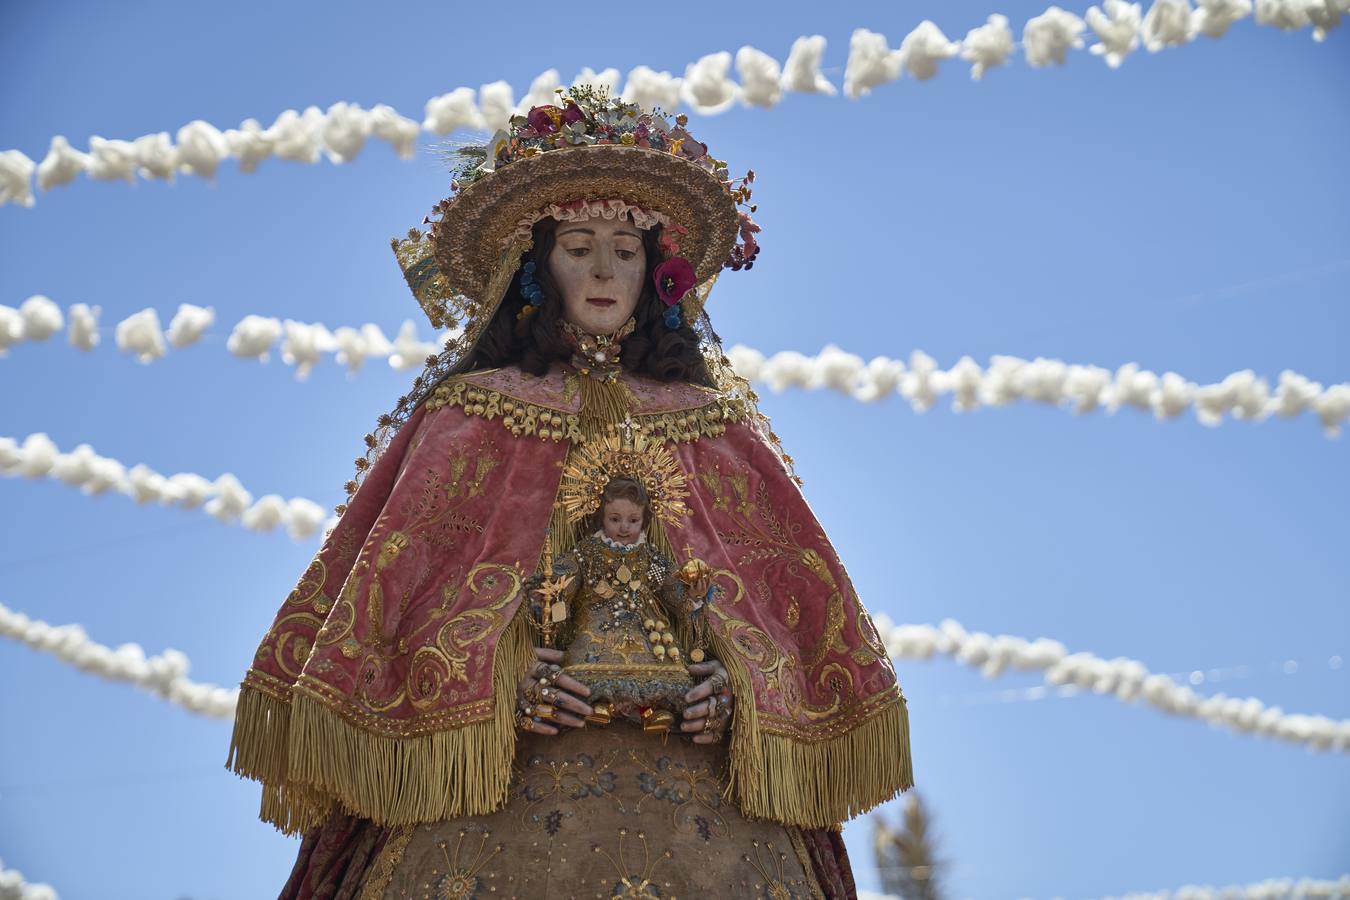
left=577, top=374, right=635, bottom=435
left=226, top=608, right=535, bottom=834
left=704, top=623, right=915, bottom=828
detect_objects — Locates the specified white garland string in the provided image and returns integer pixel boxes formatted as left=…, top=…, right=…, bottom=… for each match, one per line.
left=0, top=432, right=337, bottom=540
left=725, top=345, right=1350, bottom=437
left=873, top=615, right=1350, bottom=753
left=3, top=297, right=1346, bottom=436
left=2, top=1, right=1344, bottom=207
left=0, top=602, right=237, bottom=720
left=0, top=296, right=448, bottom=376
left=860, top=876, right=1350, bottom=900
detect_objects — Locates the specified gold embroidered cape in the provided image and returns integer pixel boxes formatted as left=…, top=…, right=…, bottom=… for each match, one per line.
left=228, top=364, right=913, bottom=834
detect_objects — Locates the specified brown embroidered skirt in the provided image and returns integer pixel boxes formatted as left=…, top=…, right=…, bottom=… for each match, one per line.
left=280, top=723, right=858, bottom=899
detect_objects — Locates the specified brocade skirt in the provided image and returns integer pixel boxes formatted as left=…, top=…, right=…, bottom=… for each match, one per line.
left=279, top=724, right=858, bottom=899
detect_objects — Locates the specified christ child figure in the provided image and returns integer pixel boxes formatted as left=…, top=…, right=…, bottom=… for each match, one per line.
left=527, top=475, right=714, bottom=733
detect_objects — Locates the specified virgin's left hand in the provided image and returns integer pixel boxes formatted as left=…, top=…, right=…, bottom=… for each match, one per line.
left=682, top=659, right=733, bottom=744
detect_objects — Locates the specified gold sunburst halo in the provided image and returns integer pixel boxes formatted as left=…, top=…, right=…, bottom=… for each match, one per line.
left=558, top=433, right=690, bottom=530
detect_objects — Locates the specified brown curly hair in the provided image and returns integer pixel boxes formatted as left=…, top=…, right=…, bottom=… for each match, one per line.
left=456, top=217, right=713, bottom=386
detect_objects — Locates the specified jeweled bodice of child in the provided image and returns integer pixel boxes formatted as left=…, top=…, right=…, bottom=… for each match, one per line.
left=529, top=532, right=705, bottom=729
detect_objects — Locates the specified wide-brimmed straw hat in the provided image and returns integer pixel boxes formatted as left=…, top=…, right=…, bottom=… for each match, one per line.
left=391, top=86, right=759, bottom=347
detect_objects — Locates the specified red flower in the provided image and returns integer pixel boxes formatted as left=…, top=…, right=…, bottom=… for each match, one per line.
left=653, top=257, right=697, bottom=306
left=561, top=101, right=584, bottom=124
left=527, top=105, right=562, bottom=134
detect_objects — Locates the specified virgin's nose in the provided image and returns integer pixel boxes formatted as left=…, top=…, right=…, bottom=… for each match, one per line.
left=593, top=246, right=615, bottom=280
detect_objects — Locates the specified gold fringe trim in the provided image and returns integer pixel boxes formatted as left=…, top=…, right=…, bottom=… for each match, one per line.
left=226, top=609, right=536, bottom=835
left=706, top=624, right=914, bottom=828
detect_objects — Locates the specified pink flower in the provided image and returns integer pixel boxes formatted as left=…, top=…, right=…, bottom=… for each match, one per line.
left=561, top=101, right=584, bottom=125
left=653, top=256, right=697, bottom=306
left=526, top=105, right=562, bottom=134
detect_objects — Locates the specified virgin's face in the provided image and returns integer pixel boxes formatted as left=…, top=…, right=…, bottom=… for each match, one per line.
left=548, top=215, right=647, bottom=335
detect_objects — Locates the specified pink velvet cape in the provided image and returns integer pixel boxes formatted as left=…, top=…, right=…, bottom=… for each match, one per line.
left=228, top=364, right=913, bottom=834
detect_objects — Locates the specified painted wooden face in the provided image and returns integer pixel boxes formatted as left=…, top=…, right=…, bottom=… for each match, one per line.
left=548, top=215, right=647, bottom=335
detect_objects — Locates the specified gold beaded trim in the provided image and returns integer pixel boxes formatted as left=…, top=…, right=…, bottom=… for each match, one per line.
left=422, top=377, right=754, bottom=446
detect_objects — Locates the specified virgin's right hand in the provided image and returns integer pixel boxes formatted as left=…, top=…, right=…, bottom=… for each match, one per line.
left=517, top=646, right=593, bottom=736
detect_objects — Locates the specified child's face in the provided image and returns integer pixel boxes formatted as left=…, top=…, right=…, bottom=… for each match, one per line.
left=601, top=497, right=645, bottom=545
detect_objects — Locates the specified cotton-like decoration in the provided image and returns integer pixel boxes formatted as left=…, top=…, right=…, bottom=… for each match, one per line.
left=203, top=473, right=252, bottom=522
left=1255, top=0, right=1314, bottom=29
left=1023, top=5, right=1089, bottom=66
left=961, top=14, right=1016, bottom=79
left=267, top=106, right=326, bottom=164
left=0, top=150, right=37, bottom=207
left=779, top=35, right=837, bottom=95
left=388, top=319, right=443, bottom=371
left=0, top=601, right=239, bottom=720
left=36, top=135, right=88, bottom=189
left=0, top=857, right=59, bottom=900
left=18, top=295, right=63, bottom=342
left=114, top=308, right=167, bottom=364
left=897, top=20, right=962, bottom=80
left=572, top=67, right=621, bottom=96
left=368, top=105, right=420, bottom=160
left=1191, top=0, right=1254, bottom=35
left=2, top=433, right=58, bottom=478
left=224, top=118, right=275, bottom=173
left=843, top=28, right=903, bottom=98
left=319, top=102, right=372, bottom=164
left=735, top=46, right=784, bottom=108
left=285, top=497, right=329, bottom=540
left=333, top=323, right=394, bottom=373
left=280, top=319, right=337, bottom=380
left=241, top=494, right=289, bottom=532
left=165, top=303, right=215, bottom=348
left=478, top=81, right=516, bottom=133
left=726, top=344, right=1350, bottom=436
left=131, top=131, right=178, bottom=181
left=679, top=53, right=738, bottom=115
left=422, top=87, right=485, bottom=135
left=518, top=69, right=564, bottom=113
left=1306, top=0, right=1348, bottom=39
left=86, top=136, right=138, bottom=182
left=1087, top=0, right=1144, bottom=66
left=621, top=65, right=684, bottom=113
left=872, top=616, right=1350, bottom=754
left=226, top=314, right=283, bottom=361
left=67, top=303, right=101, bottom=351
left=1142, top=0, right=1197, bottom=48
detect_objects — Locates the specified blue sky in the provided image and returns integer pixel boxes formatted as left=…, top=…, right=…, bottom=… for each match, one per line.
left=1, top=1, right=1347, bottom=897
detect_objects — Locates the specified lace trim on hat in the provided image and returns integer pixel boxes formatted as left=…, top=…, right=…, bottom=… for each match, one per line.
left=505, top=198, right=675, bottom=250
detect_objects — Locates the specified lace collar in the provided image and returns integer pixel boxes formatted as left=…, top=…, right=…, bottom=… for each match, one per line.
left=593, top=529, right=647, bottom=553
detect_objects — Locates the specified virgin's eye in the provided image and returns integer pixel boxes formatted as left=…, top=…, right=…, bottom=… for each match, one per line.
left=617, top=249, right=637, bottom=261
left=566, top=247, right=590, bottom=257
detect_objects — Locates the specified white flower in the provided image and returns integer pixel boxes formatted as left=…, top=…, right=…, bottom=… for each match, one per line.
left=1023, top=6, right=1088, bottom=67
left=780, top=35, right=837, bottom=95
left=735, top=46, right=783, bottom=108
left=37, top=135, right=89, bottom=189
left=681, top=52, right=738, bottom=115
left=622, top=66, right=683, bottom=113
left=961, top=15, right=1015, bottom=80
left=321, top=101, right=373, bottom=164
left=422, top=87, right=485, bottom=135
left=176, top=120, right=230, bottom=178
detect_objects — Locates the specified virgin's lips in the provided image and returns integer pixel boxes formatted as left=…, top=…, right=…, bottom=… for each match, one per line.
left=586, top=297, right=616, bottom=306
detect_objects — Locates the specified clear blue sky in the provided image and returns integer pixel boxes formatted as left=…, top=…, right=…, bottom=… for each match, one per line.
left=1, top=2, right=1347, bottom=897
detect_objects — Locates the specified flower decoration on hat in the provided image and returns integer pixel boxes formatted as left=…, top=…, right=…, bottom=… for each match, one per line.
left=447, top=86, right=760, bottom=278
